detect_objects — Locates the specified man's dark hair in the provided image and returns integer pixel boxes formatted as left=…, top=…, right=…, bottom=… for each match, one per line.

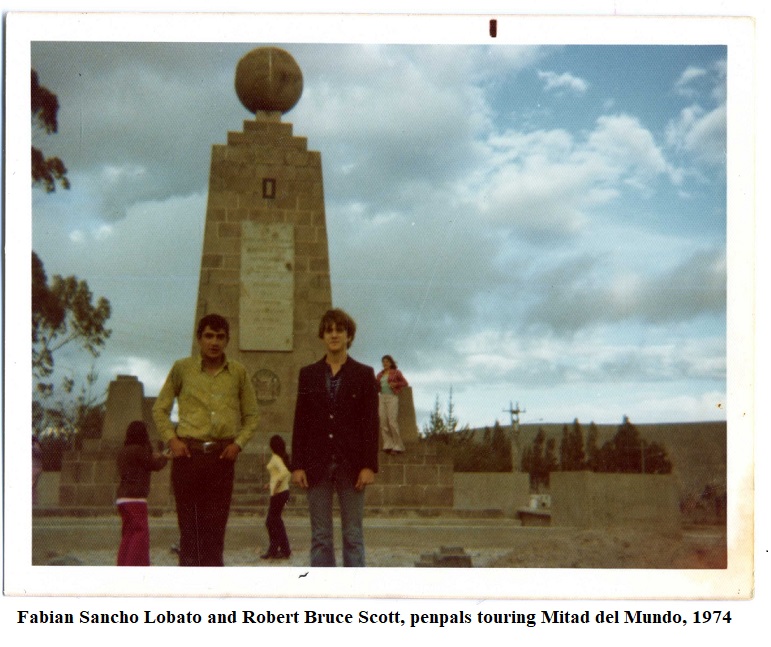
left=318, top=308, right=356, bottom=348
left=197, top=313, right=230, bottom=339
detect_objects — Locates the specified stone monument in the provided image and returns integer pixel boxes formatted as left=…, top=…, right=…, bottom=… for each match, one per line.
left=51, top=49, right=441, bottom=517
left=194, top=47, right=331, bottom=445
left=57, top=375, right=151, bottom=510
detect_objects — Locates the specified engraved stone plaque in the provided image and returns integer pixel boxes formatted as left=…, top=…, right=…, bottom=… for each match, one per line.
left=240, top=222, right=294, bottom=350
left=252, top=368, right=281, bottom=404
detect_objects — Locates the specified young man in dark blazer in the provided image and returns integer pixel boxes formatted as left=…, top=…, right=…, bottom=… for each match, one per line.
left=291, top=308, right=379, bottom=566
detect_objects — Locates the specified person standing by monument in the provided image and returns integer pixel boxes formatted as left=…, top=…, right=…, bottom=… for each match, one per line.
left=291, top=308, right=379, bottom=567
left=115, top=421, right=168, bottom=566
left=153, top=313, right=259, bottom=567
left=260, top=434, right=292, bottom=560
left=376, top=354, right=409, bottom=455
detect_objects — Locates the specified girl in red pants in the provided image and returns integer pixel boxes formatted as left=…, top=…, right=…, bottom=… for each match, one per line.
left=116, top=421, right=168, bottom=566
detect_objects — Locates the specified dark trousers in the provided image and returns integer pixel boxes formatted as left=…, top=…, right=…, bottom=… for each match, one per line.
left=265, top=490, right=291, bottom=555
left=171, top=453, right=235, bottom=566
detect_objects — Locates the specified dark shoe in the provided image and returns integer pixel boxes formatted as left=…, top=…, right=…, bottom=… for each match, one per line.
left=383, top=449, right=392, bottom=455
left=276, top=550, right=292, bottom=560
left=260, top=550, right=278, bottom=559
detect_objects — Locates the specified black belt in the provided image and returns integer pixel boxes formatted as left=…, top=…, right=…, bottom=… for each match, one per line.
left=181, top=437, right=234, bottom=454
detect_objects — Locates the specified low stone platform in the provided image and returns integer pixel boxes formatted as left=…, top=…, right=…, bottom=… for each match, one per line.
left=47, top=440, right=458, bottom=516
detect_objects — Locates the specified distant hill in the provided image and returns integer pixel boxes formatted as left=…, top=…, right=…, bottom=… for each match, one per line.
left=474, top=420, right=727, bottom=497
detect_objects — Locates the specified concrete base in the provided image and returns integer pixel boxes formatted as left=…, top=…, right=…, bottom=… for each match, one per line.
left=453, top=472, right=530, bottom=517
left=550, top=471, right=681, bottom=531
left=35, top=471, right=61, bottom=508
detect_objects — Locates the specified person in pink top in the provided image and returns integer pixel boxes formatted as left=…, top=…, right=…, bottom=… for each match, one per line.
left=376, top=355, right=409, bottom=455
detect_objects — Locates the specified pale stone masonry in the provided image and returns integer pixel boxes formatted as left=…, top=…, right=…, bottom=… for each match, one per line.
left=194, top=115, right=333, bottom=444
left=230, top=441, right=456, bottom=513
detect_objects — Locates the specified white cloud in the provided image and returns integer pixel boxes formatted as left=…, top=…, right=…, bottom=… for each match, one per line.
left=674, top=66, right=707, bottom=97
left=523, top=247, right=726, bottom=333
left=94, top=224, right=114, bottom=240
left=294, top=46, right=494, bottom=211
left=67, top=224, right=113, bottom=244
left=674, top=61, right=726, bottom=104
left=585, top=115, right=670, bottom=182
left=469, top=114, right=674, bottom=239
left=666, top=104, right=726, bottom=166
left=486, top=46, right=551, bottom=72
left=710, top=60, right=727, bottom=102
left=537, top=70, right=589, bottom=95
left=668, top=59, right=726, bottom=168
left=457, top=329, right=725, bottom=386
left=102, top=164, right=147, bottom=184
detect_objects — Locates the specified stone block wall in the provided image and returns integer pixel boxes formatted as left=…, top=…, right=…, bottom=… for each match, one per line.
left=58, top=439, right=122, bottom=510
left=364, top=442, right=454, bottom=509
left=232, top=439, right=458, bottom=514
left=550, top=471, right=681, bottom=531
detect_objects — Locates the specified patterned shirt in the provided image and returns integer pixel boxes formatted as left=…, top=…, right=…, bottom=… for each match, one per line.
left=152, top=355, right=259, bottom=449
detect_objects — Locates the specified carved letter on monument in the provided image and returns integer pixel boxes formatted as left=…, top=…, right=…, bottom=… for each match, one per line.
left=240, top=222, right=294, bottom=351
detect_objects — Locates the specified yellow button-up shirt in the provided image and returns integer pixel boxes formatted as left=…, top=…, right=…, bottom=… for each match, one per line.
left=152, top=355, right=259, bottom=449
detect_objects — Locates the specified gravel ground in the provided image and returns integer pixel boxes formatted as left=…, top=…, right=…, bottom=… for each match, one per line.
left=487, top=528, right=727, bottom=569
left=35, top=515, right=726, bottom=569
left=42, top=546, right=511, bottom=568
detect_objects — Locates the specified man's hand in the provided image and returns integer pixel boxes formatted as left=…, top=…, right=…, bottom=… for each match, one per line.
left=292, top=469, right=308, bottom=489
left=168, top=436, right=190, bottom=458
left=219, top=442, right=242, bottom=461
left=355, top=468, right=375, bottom=491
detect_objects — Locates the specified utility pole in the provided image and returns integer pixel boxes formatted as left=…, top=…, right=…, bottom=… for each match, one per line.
left=503, top=401, right=526, bottom=429
left=503, top=401, right=526, bottom=472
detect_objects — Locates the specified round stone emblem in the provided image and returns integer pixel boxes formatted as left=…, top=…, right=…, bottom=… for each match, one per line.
left=252, top=368, right=281, bottom=405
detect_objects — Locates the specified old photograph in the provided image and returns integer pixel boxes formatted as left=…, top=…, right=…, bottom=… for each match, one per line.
left=4, top=11, right=755, bottom=600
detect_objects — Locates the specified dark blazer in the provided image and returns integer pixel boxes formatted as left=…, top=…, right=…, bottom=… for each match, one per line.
left=291, top=356, right=379, bottom=487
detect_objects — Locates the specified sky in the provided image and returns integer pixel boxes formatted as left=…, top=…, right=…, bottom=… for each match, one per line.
left=28, top=38, right=729, bottom=429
